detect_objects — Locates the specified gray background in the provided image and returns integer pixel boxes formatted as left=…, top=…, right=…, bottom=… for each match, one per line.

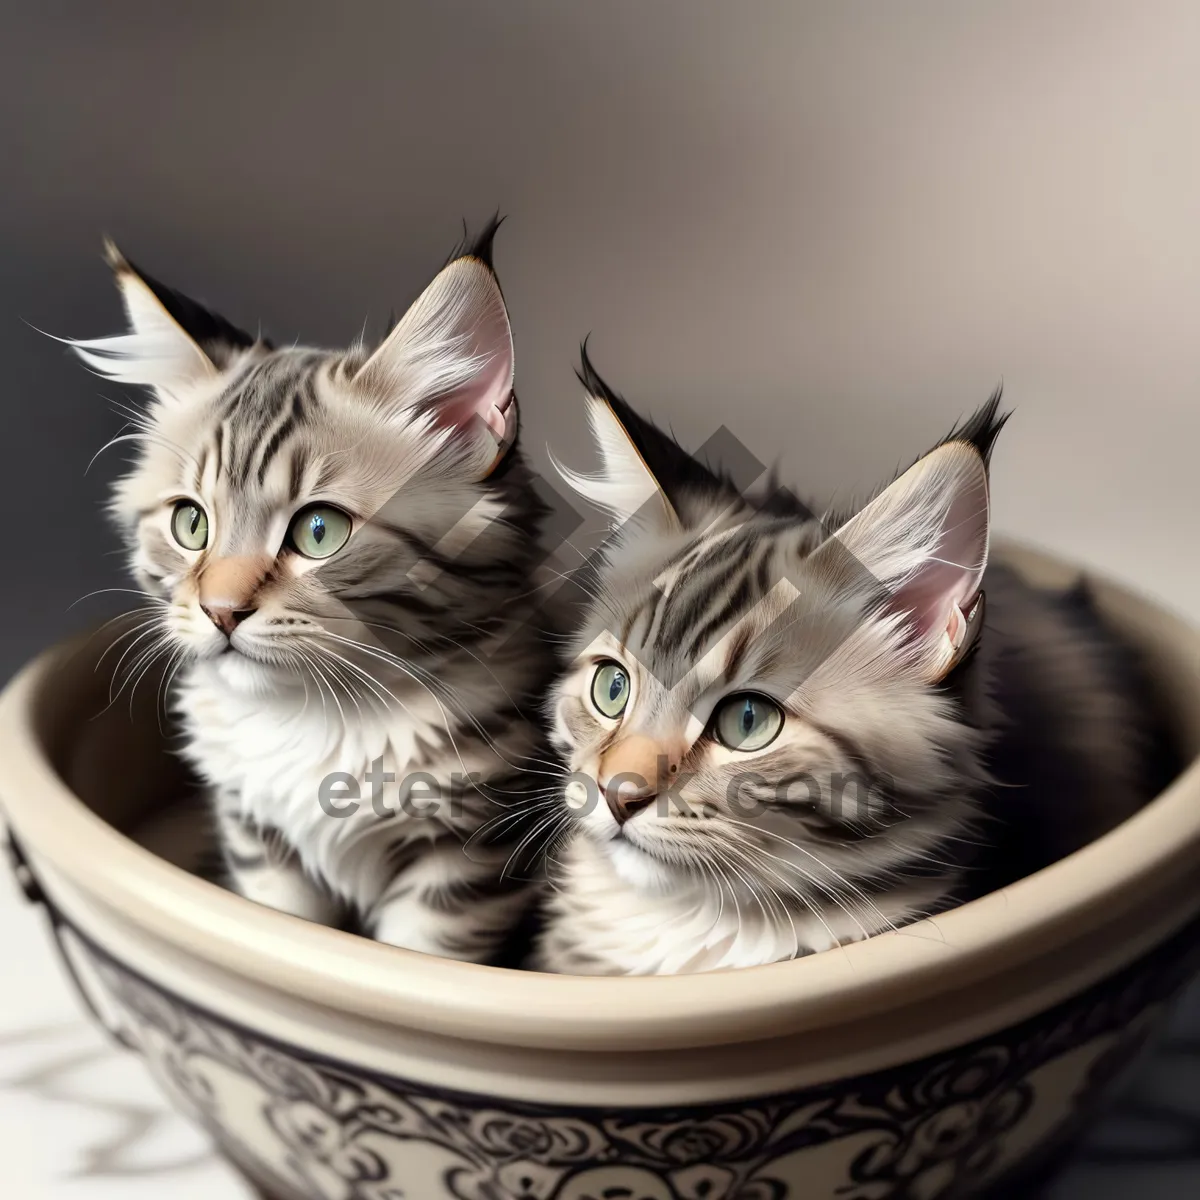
left=3, top=1, right=1199, bottom=682
left=0, top=4, right=1197, bottom=1197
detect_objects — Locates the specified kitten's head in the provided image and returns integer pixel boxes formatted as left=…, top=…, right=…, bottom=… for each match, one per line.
left=549, top=351, right=1007, bottom=907
left=77, top=224, right=537, bottom=694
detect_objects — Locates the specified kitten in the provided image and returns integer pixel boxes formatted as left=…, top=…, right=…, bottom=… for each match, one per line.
left=536, top=351, right=1171, bottom=975
left=74, top=225, right=556, bottom=962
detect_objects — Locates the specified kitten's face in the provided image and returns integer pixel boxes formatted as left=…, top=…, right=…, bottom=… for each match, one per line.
left=551, top=515, right=946, bottom=895
left=116, top=350, right=508, bottom=690
left=80, top=235, right=523, bottom=694
left=549, top=359, right=1000, bottom=903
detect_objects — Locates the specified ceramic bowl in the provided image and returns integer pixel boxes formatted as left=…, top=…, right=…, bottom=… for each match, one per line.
left=2, top=542, right=1199, bottom=1200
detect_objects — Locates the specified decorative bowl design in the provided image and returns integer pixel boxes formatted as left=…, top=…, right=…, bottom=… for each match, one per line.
left=3, top=542, right=1199, bottom=1200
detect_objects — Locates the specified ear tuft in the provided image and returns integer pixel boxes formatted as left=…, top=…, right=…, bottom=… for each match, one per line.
left=551, top=343, right=688, bottom=534
left=106, top=243, right=258, bottom=365
left=574, top=336, right=617, bottom=405
left=568, top=343, right=729, bottom=520
left=445, top=212, right=506, bottom=274
left=550, top=391, right=679, bottom=534
left=101, top=236, right=129, bottom=274
left=936, top=387, right=1011, bottom=465
left=69, top=243, right=258, bottom=394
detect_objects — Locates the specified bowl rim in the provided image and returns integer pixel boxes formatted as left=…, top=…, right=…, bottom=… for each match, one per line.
left=3, top=537, right=1200, bottom=1053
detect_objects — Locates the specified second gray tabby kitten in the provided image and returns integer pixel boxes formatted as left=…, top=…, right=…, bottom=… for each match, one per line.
left=536, top=353, right=1173, bottom=975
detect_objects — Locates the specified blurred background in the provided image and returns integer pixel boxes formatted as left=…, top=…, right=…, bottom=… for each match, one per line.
left=1, top=3, right=1197, bottom=1197
left=3, top=1, right=1200, bottom=681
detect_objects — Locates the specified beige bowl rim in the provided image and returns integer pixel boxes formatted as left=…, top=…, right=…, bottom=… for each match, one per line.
left=2, top=537, right=1199, bottom=1054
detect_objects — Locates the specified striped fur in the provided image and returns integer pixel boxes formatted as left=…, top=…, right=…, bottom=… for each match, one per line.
left=537, top=358, right=1170, bottom=975
left=79, top=228, right=557, bottom=962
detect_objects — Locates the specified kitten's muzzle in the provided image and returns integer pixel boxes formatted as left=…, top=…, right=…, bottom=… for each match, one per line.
left=599, top=735, right=681, bottom=826
left=198, top=555, right=270, bottom=638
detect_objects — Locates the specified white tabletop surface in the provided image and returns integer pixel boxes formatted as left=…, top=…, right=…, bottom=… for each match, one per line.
left=0, top=862, right=255, bottom=1200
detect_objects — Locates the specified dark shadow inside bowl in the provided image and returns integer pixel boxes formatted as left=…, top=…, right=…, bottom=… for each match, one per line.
left=35, top=626, right=214, bottom=873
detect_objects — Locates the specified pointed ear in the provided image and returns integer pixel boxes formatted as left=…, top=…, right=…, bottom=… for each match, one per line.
left=352, top=234, right=516, bottom=479
left=70, top=241, right=257, bottom=392
left=553, top=391, right=680, bottom=534
left=551, top=344, right=729, bottom=534
left=815, top=438, right=992, bottom=682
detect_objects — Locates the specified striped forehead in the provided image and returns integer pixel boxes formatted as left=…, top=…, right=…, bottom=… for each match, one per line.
left=184, top=351, right=341, bottom=504
left=210, top=353, right=323, bottom=487
left=617, top=515, right=827, bottom=684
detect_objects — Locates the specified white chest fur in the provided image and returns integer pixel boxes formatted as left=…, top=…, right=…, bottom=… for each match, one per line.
left=544, top=834, right=910, bottom=975
left=176, top=662, right=498, bottom=909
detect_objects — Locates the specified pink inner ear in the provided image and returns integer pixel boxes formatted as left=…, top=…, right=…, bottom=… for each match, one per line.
left=435, top=371, right=513, bottom=442
left=888, top=469, right=989, bottom=643
left=430, top=300, right=514, bottom=443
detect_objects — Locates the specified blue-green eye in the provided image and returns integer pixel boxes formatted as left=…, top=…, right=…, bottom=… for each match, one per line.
left=591, top=660, right=630, bottom=719
left=289, top=504, right=352, bottom=560
left=713, top=694, right=784, bottom=752
left=171, top=500, right=208, bottom=550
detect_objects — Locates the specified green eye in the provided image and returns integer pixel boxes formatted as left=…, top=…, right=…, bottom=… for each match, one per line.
left=288, top=504, right=352, bottom=560
left=171, top=501, right=208, bottom=551
left=591, top=660, right=631, bottom=719
left=713, top=694, right=784, bottom=752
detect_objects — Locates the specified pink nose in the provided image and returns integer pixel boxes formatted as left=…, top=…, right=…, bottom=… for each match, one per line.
left=597, top=734, right=681, bottom=826
left=201, top=605, right=255, bottom=636
left=198, top=556, right=270, bottom=638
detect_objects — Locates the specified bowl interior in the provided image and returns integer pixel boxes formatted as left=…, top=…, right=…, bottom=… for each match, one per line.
left=34, top=540, right=1199, bottom=927
left=7, top=538, right=1200, bottom=1053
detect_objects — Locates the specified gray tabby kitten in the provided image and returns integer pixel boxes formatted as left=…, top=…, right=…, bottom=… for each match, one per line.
left=73, top=225, right=555, bottom=961
left=537, top=353, right=1170, bottom=975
